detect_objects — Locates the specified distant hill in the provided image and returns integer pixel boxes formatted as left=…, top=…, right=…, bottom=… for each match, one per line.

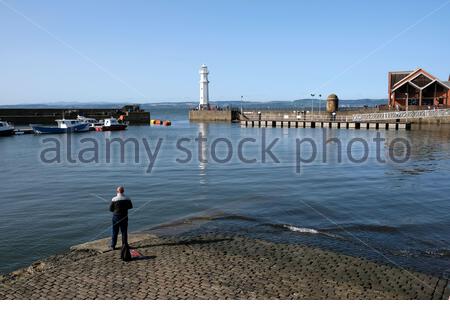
left=293, top=98, right=387, bottom=108
left=0, top=99, right=388, bottom=110
left=145, top=99, right=388, bottom=110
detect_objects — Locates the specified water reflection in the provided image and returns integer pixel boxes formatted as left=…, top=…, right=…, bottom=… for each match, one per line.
left=322, top=128, right=342, bottom=165
left=385, top=125, right=450, bottom=176
left=197, top=122, right=208, bottom=185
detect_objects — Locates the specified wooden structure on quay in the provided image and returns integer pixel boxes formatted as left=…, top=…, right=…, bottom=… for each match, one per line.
left=388, top=68, right=450, bottom=109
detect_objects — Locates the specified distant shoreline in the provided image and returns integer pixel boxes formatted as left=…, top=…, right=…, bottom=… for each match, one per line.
left=0, top=98, right=388, bottom=109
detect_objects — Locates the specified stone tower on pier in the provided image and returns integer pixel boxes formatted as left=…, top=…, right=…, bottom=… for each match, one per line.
left=199, top=64, right=210, bottom=109
left=326, top=94, right=339, bottom=113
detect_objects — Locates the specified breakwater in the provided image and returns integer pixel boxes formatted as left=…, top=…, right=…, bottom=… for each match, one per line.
left=189, top=109, right=240, bottom=122
left=0, top=105, right=150, bottom=125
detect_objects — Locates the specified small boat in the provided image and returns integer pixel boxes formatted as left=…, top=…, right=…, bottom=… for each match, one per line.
left=0, top=120, right=15, bottom=136
left=31, top=119, right=90, bottom=134
left=94, top=118, right=127, bottom=131
left=77, top=115, right=100, bottom=131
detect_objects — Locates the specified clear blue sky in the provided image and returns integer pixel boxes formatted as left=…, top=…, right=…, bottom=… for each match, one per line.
left=0, top=0, right=449, bottom=104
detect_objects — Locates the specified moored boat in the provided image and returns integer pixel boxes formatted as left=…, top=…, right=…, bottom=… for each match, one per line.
left=77, top=115, right=100, bottom=131
left=31, top=119, right=90, bottom=134
left=94, top=118, right=127, bottom=131
left=0, top=120, right=15, bottom=136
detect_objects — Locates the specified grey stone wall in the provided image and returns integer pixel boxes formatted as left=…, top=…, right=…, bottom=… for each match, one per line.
left=189, top=110, right=234, bottom=122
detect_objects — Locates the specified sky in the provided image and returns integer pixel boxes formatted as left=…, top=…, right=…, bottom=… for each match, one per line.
left=0, top=0, right=449, bottom=104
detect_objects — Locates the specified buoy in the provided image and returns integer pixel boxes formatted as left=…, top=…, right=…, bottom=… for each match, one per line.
left=150, top=119, right=171, bottom=126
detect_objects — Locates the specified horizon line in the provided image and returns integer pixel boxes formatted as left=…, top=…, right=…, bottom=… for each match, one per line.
left=0, top=97, right=389, bottom=107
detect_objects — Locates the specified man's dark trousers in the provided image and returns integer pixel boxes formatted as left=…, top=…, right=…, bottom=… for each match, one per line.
left=111, top=215, right=128, bottom=248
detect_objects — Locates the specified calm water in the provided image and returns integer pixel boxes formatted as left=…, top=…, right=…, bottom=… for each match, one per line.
left=1, top=106, right=450, bottom=276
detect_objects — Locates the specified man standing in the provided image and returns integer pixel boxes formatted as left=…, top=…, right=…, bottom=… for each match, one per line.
left=109, top=186, right=133, bottom=250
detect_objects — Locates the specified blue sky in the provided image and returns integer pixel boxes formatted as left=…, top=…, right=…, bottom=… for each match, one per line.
left=0, top=0, right=449, bottom=104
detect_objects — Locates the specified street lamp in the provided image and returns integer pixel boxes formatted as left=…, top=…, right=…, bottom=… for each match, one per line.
left=310, top=93, right=315, bottom=117
left=240, top=95, right=243, bottom=115
left=318, top=94, right=322, bottom=113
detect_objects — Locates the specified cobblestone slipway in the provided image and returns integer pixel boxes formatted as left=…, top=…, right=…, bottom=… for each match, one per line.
left=0, top=233, right=448, bottom=299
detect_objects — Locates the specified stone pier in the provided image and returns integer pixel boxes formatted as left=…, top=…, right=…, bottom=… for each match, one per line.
left=240, top=120, right=410, bottom=130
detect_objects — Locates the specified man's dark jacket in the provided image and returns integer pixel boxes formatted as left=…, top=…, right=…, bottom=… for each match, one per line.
left=109, top=194, right=133, bottom=217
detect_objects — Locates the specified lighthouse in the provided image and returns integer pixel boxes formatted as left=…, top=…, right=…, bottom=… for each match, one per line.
left=199, top=64, right=210, bottom=109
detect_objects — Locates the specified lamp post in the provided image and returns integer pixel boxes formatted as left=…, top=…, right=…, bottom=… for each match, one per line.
left=318, top=94, right=322, bottom=114
left=240, top=95, right=243, bottom=115
left=310, top=93, right=315, bottom=118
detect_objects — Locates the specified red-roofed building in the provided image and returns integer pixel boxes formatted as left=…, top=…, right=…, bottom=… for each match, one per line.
left=388, top=68, right=450, bottom=109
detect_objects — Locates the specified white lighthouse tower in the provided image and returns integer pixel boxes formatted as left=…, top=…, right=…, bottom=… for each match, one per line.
left=199, top=64, right=210, bottom=109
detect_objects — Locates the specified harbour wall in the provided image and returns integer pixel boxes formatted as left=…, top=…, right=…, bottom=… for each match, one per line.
left=241, top=109, right=450, bottom=125
left=240, top=120, right=411, bottom=130
left=0, top=107, right=151, bottom=125
left=189, top=109, right=240, bottom=122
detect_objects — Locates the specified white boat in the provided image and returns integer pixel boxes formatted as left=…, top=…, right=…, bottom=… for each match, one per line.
left=31, top=119, right=90, bottom=134
left=0, top=120, right=15, bottom=136
left=94, top=117, right=128, bottom=131
left=77, top=115, right=100, bottom=130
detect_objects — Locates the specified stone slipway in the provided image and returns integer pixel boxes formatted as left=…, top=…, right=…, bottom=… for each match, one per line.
left=0, top=233, right=448, bottom=300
